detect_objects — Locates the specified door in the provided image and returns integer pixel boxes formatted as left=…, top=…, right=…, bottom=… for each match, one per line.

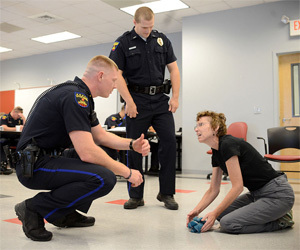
left=278, top=53, right=300, bottom=179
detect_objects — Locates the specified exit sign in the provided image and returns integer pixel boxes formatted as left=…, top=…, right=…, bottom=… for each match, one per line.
left=290, top=19, right=300, bottom=36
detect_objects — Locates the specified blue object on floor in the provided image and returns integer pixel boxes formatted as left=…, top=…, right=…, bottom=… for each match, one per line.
left=188, top=217, right=206, bottom=233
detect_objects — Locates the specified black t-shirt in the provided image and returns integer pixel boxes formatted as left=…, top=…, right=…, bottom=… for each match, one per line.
left=0, top=113, right=24, bottom=127
left=104, top=113, right=126, bottom=129
left=212, top=135, right=281, bottom=191
left=17, top=77, right=99, bottom=151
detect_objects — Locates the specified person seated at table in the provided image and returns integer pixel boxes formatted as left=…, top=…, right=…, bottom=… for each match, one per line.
left=0, top=106, right=26, bottom=174
left=0, top=106, right=26, bottom=131
left=105, top=104, right=126, bottom=129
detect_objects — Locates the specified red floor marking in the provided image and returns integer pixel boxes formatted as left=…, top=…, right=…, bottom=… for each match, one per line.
left=175, top=189, right=196, bottom=193
left=106, top=199, right=128, bottom=205
left=3, top=218, right=48, bottom=225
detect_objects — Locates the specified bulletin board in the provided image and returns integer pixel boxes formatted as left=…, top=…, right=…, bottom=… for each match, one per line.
left=14, top=86, right=117, bottom=125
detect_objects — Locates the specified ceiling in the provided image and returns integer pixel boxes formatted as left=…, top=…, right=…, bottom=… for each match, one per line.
left=0, top=0, right=281, bottom=61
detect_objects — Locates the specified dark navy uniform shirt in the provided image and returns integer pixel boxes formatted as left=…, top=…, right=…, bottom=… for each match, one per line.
left=109, top=27, right=177, bottom=87
left=212, top=135, right=281, bottom=192
left=0, top=113, right=24, bottom=127
left=17, top=77, right=99, bottom=151
left=104, top=113, right=126, bottom=129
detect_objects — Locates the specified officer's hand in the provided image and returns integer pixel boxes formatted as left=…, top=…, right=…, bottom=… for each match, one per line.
left=169, top=97, right=179, bottom=113
left=132, top=134, right=150, bottom=156
left=125, top=102, right=138, bottom=118
left=128, top=169, right=143, bottom=187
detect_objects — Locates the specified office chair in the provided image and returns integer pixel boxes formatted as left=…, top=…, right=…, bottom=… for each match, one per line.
left=257, top=126, right=300, bottom=172
left=206, top=122, right=248, bottom=180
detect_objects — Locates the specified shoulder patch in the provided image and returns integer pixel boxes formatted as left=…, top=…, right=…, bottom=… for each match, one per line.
left=111, top=41, right=119, bottom=51
left=111, top=116, right=117, bottom=121
left=74, top=92, right=89, bottom=108
left=1, top=115, right=7, bottom=119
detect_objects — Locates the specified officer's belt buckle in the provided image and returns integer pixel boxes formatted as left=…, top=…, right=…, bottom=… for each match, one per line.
left=149, top=86, right=156, bottom=95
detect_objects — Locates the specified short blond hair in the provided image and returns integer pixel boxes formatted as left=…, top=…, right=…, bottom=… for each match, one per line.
left=87, top=55, right=118, bottom=71
left=134, top=7, right=154, bottom=23
left=13, top=106, right=23, bottom=113
left=196, top=111, right=227, bottom=137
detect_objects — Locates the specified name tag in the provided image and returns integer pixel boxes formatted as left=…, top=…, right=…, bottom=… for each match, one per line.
left=129, top=46, right=136, bottom=50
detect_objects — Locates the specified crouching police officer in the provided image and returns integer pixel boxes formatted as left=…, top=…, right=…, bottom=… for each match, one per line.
left=14, top=55, right=149, bottom=241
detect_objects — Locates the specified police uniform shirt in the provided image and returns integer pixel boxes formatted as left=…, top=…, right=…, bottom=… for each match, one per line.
left=109, top=28, right=177, bottom=87
left=104, top=113, right=126, bottom=129
left=17, top=77, right=99, bottom=151
left=0, top=113, right=23, bottom=127
left=212, top=135, right=281, bottom=192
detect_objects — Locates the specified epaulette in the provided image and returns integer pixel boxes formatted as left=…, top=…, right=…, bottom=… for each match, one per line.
left=122, top=31, right=131, bottom=37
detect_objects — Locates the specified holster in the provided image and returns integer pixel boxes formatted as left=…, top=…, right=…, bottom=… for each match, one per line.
left=163, top=79, right=172, bottom=94
left=11, top=144, right=41, bottom=178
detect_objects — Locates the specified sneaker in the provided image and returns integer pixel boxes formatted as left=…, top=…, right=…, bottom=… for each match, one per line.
left=52, top=211, right=95, bottom=228
left=124, top=198, right=144, bottom=209
left=15, top=200, right=53, bottom=241
left=157, top=193, right=179, bottom=210
left=278, top=210, right=294, bottom=229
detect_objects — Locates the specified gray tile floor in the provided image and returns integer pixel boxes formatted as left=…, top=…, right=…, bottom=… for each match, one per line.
left=1, top=173, right=299, bottom=250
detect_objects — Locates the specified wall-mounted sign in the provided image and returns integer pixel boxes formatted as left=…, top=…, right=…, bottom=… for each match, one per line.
left=290, top=19, right=300, bottom=36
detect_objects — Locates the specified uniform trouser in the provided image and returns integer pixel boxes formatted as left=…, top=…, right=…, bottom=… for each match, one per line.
left=126, top=97, right=176, bottom=199
left=217, top=174, right=294, bottom=234
left=16, top=149, right=116, bottom=223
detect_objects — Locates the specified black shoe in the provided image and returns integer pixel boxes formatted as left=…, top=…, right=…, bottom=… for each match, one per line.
left=124, top=198, right=144, bottom=209
left=1, top=162, right=13, bottom=175
left=1, top=167, right=13, bottom=175
left=15, top=201, right=53, bottom=241
left=52, top=211, right=95, bottom=228
left=157, top=193, right=179, bottom=210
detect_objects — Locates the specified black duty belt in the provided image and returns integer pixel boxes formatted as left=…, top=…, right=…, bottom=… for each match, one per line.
left=128, top=84, right=164, bottom=95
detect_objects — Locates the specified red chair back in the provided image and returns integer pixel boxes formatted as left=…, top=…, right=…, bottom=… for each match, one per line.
left=207, top=122, right=248, bottom=154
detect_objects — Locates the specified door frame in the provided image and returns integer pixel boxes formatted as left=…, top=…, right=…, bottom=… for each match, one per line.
left=272, top=47, right=300, bottom=127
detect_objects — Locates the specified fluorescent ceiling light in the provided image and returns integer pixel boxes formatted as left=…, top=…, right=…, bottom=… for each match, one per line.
left=121, top=0, right=189, bottom=16
left=31, top=31, right=81, bottom=44
left=0, top=46, right=12, bottom=53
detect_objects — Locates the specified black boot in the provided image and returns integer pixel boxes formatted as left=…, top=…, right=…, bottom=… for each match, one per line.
left=123, top=198, right=144, bottom=209
left=52, top=211, right=95, bottom=228
left=157, top=193, right=179, bottom=210
left=15, top=200, right=52, bottom=241
left=1, top=161, right=13, bottom=175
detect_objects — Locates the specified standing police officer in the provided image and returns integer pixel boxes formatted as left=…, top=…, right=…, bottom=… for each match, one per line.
left=109, top=7, right=180, bottom=210
left=14, top=55, right=149, bottom=241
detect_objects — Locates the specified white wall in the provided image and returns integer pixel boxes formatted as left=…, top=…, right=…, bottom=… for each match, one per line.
left=182, top=1, right=300, bottom=174
left=0, top=33, right=182, bottom=128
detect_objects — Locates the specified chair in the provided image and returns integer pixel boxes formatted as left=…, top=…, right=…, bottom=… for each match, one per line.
left=206, top=122, right=248, bottom=180
left=257, top=126, right=300, bottom=172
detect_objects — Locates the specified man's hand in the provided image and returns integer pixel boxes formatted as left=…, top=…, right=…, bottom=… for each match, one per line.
left=128, top=169, right=143, bottom=187
left=125, top=102, right=138, bottom=118
left=132, top=134, right=150, bottom=156
left=169, top=97, right=179, bottom=113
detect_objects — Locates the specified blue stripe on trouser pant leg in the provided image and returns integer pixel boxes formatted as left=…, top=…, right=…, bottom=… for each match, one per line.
left=33, top=168, right=105, bottom=220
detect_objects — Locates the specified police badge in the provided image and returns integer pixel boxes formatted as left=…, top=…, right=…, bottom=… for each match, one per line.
left=157, top=38, right=163, bottom=46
